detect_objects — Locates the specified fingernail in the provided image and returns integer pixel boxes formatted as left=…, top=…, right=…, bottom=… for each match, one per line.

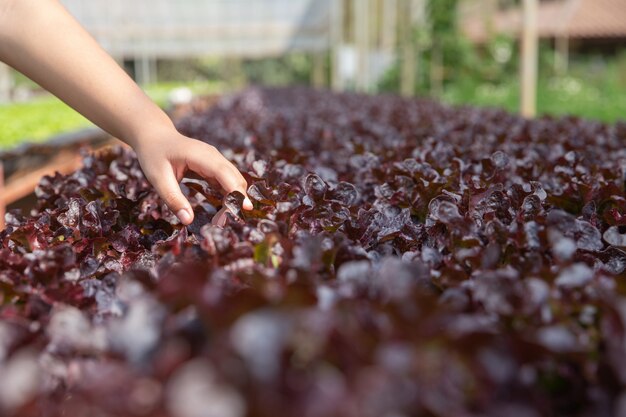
left=244, top=197, right=253, bottom=209
left=177, top=209, right=193, bottom=224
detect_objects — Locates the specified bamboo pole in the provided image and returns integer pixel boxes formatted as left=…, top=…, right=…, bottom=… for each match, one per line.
left=312, top=52, right=326, bottom=88
left=520, top=0, right=538, bottom=118
left=400, top=0, right=427, bottom=97
left=331, top=0, right=345, bottom=91
left=136, top=55, right=154, bottom=86
left=430, top=42, right=444, bottom=97
left=370, top=0, right=379, bottom=49
left=381, top=0, right=397, bottom=53
left=399, top=0, right=415, bottom=96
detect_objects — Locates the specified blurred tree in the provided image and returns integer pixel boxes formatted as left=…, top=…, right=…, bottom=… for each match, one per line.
left=242, top=54, right=313, bottom=87
left=429, top=0, right=459, bottom=95
left=379, top=0, right=536, bottom=96
left=155, top=55, right=313, bottom=90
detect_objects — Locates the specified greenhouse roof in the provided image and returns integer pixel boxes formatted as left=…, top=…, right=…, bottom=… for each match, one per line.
left=61, top=0, right=333, bottom=58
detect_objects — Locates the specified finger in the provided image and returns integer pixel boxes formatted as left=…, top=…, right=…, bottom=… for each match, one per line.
left=224, top=163, right=254, bottom=210
left=148, top=163, right=194, bottom=225
left=243, top=197, right=254, bottom=211
left=186, top=146, right=253, bottom=211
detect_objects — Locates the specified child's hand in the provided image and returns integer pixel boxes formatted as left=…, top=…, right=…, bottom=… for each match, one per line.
left=135, top=129, right=253, bottom=225
left=0, top=0, right=254, bottom=227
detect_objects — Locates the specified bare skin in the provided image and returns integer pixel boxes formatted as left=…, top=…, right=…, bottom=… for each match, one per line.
left=0, top=0, right=253, bottom=225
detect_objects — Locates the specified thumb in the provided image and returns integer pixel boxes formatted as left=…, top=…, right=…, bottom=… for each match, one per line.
left=149, top=165, right=194, bottom=225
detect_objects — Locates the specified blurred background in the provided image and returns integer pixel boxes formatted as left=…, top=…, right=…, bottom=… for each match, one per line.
left=0, top=0, right=625, bottom=225
left=0, top=0, right=625, bottom=149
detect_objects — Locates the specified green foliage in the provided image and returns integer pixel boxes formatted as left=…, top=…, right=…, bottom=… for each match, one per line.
left=479, top=34, right=518, bottom=82
left=442, top=59, right=626, bottom=123
left=0, top=98, right=90, bottom=150
left=0, top=82, right=227, bottom=150
left=377, top=0, right=626, bottom=123
left=143, top=81, right=224, bottom=107
left=1, top=51, right=314, bottom=150
left=379, top=0, right=477, bottom=95
left=429, top=0, right=459, bottom=33
left=242, top=53, right=313, bottom=86
left=158, top=54, right=314, bottom=90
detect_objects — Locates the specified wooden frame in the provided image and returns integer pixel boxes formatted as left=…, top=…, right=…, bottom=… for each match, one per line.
left=0, top=150, right=85, bottom=230
left=0, top=133, right=120, bottom=231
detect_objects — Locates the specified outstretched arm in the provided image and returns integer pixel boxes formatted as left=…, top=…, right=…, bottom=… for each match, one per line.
left=0, top=0, right=253, bottom=225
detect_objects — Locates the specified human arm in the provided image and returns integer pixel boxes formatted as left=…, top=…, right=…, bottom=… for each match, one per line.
left=0, top=0, right=253, bottom=225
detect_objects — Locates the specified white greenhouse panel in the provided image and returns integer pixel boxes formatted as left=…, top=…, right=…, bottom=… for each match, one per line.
left=61, top=0, right=332, bottom=58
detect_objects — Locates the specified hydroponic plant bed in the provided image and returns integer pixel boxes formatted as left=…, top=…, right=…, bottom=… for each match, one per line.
left=2, top=87, right=626, bottom=417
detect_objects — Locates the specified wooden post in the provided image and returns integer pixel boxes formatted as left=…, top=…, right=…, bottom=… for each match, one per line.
left=381, top=0, right=398, bottom=53
left=520, top=0, right=538, bottom=118
left=150, top=57, right=158, bottom=84
left=430, top=42, right=444, bottom=97
left=331, top=0, right=345, bottom=91
left=135, top=55, right=155, bottom=86
left=226, top=58, right=246, bottom=90
left=399, top=0, right=427, bottom=97
left=369, top=0, right=381, bottom=93
left=370, top=0, right=380, bottom=49
left=312, top=52, right=326, bottom=88
left=399, top=0, right=415, bottom=96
